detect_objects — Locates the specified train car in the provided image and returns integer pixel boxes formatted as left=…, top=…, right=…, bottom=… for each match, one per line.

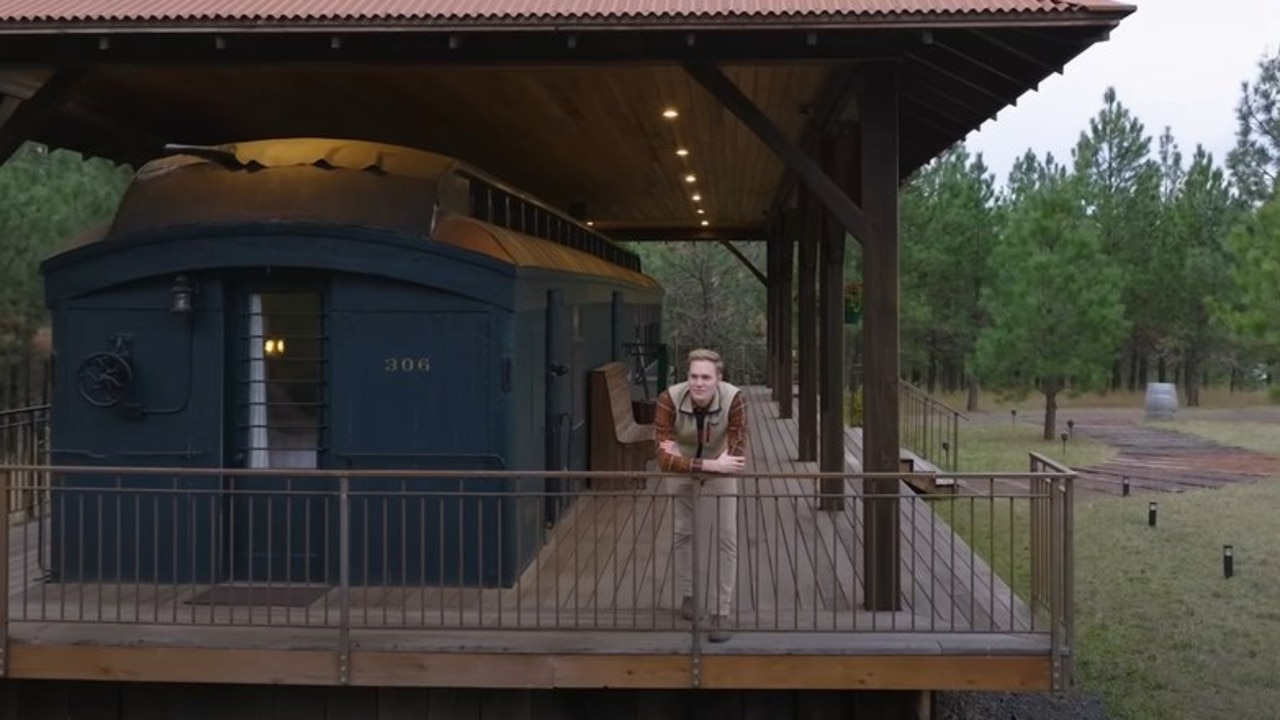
left=40, top=138, right=662, bottom=588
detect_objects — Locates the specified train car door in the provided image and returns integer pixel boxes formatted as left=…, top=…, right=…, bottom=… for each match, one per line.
left=227, top=285, right=329, bottom=584
left=327, top=278, right=498, bottom=585
left=544, top=289, right=572, bottom=524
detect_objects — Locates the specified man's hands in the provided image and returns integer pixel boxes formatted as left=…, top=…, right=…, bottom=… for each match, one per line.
left=660, top=440, right=745, bottom=474
left=705, top=450, right=746, bottom=474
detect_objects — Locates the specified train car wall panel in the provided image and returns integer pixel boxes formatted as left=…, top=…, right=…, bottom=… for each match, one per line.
left=49, top=278, right=226, bottom=584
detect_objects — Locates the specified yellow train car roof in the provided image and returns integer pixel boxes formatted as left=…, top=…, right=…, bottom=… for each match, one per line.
left=104, top=138, right=651, bottom=285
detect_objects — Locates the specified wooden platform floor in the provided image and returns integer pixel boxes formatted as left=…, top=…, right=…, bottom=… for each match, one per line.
left=2, top=387, right=1050, bottom=690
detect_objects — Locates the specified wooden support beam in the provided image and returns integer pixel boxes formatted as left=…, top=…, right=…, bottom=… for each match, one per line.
left=0, top=68, right=85, bottom=166
left=819, top=125, right=859, bottom=510
left=797, top=187, right=819, bottom=462
left=766, top=228, right=778, bottom=393
left=765, top=64, right=861, bottom=225
left=604, top=225, right=760, bottom=243
left=716, top=238, right=766, bottom=285
left=861, top=62, right=903, bottom=612
left=4, top=644, right=1052, bottom=691
left=776, top=207, right=796, bottom=419
left=683, top=61, right=869, bottom=244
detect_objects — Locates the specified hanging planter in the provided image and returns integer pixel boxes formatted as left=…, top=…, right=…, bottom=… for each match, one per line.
left=843, top=282, right=863, bottom=325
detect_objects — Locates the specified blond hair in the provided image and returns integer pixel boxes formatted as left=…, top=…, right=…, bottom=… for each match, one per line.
left=686, top=348, right=724, bottom=377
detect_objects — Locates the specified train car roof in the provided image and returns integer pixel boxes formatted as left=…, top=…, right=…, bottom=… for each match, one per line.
left=98, top=137, right=652, bottom=284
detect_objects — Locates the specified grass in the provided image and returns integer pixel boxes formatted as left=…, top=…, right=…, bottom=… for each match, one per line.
left=1073, top=481, right=1280, bottom=720
left=957, top=421, right=1116, bottom=472
left=1148, top=418, right=1280, bottom=457
left=937, top=386, right=1273, bottom=413
left=944, top=414, right=1280, bottom=720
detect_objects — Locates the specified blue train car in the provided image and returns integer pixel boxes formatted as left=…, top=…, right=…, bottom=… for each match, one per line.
left=41, top=138, right=661, bottom=587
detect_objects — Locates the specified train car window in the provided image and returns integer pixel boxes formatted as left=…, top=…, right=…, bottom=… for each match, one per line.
left=242, top=291, right=325, bottom=469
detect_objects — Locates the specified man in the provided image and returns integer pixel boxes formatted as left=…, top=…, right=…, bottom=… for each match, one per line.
left=654, top=348, right=747, bottom=643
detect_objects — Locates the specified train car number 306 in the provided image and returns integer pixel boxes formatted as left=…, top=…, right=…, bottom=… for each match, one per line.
left=384, top=357, right=432, bottom=373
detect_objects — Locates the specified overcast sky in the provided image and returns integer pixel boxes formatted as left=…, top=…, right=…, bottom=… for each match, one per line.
left=964, top=0, right=1280, bottom=182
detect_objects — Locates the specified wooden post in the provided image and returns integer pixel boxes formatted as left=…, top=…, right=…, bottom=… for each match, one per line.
left=819, top=127, right=857, bottom=510
left=0, top=466, right=8, bottom=676
left=797, top=186, right=819, bottom=462
left=766, top=228, right=779, bottom=394
left=777, top=207, right=796, bottom=420
left=861, top=63, right=902, bottom=612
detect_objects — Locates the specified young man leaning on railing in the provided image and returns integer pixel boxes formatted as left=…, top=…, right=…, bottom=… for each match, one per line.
left=653, top=348, right=747, bottom=644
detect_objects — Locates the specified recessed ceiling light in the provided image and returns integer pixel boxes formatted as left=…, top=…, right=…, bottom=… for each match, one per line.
left=676, top=148, right=690, bottom=157
left=662, top=108, right=679, bottom=119
left=684, top=174, right=696, bottom=183
left=696, top=209, right=705, bottom=215
left=691, top=193, right=702, bottom=202
left=586, top=221, right=595, bottom=227
left=700, top=220, right=710, bottom=227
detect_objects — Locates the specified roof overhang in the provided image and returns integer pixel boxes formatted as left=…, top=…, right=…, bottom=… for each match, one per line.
left=0, top=1, right=1133, bottom=241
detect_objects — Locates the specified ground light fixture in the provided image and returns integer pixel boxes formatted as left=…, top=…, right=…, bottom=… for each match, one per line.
left=1224, top=545, right=1234, bottom=578
left=1148, top=501, right=1158, bottom=527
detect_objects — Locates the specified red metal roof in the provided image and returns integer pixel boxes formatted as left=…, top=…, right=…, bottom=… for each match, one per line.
left=0, top=0, right=1130, bottom=25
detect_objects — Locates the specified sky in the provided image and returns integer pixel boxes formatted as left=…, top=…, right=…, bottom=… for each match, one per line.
left=964, top=0, right=1280, bottom=182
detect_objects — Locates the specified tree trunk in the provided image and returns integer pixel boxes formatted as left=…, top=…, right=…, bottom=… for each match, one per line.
left=1185, top=353, right=1201, bottom=407
left=1128, top=348, right=1139, bottom=392
left=1157, top=355, right=1167, bottom=383
left=1043, top=388, right=1058, bottom=441
left=1111, top=359, right=1123, bottom=391
left=1230, top=365, right=1238, bottom=392
left=1138, top=352, right=1149, bottom=388
left=966, top=379, right=979, bottom=413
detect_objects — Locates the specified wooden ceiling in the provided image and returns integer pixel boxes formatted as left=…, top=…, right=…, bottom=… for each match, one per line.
left=0, top=20, right=1130, bottom=240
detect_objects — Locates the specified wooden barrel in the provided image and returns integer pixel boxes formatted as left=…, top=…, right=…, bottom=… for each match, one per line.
left=1144, top=382, right=1178, bottom=420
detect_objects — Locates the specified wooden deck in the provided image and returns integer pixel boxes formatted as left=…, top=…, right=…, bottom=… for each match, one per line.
left=2, top=387, right=1051, bottom=690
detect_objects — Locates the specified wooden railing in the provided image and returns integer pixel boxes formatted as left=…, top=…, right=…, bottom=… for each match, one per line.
left=899, top=380, right=965, bottom=472
left=1, top=464, right=1075, bottom=688
left=1029, top=452, right=1075, bottom=690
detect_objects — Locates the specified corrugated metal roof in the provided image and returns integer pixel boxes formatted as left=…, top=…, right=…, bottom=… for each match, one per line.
left=0, top=0, right=1128, bottom=25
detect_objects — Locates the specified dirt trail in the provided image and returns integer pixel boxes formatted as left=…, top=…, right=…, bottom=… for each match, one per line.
left=973, top=406, right=1280, bottom=495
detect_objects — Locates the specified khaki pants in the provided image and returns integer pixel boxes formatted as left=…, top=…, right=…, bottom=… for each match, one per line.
left=667, top=475, right=738, bottom=617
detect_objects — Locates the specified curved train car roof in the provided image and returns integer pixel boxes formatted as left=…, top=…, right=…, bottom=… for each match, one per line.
left=99, top=137, right=657, bottom=289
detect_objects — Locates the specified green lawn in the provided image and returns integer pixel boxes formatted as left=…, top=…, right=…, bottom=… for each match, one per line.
left=957, top=420, right=1116, bottom=472
left=946, top=416, right=1280, bottom=720
left=1073, top=480, right=1280, bottom=720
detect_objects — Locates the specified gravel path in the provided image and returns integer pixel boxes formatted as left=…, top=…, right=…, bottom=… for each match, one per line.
left=935, top=690, right=1109, bottom=719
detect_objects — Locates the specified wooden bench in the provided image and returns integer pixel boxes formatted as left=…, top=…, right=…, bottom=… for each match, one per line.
left=587, top=362, right=655, bottom=488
